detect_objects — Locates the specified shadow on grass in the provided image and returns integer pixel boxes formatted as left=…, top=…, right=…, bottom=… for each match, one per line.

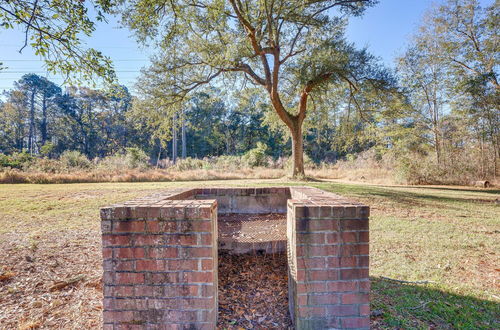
left=371, top=277, right=499, bottom=329
left=313, top=182, right=499, bottom=209
left=407, top=185, right=500, bottom=196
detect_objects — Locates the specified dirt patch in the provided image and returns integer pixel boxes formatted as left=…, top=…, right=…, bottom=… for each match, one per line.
left=218, top=252, right=293, bottom=329
left=0, top=229, right=103, bottom=329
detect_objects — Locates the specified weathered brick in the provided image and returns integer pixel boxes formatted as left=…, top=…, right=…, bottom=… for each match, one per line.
left=179, top=247, right=212, bottom=258
left=359, top=231, right=369, bottom=243
left=104, top=285, right=134, bottom=297
left=306, top=269, right=338, bottom=281
left=147, top=247, right=178, bottom=259
left=115, top=247, right=145, bottom=259
left=167, top=259, right=198, bottom=271
left=297, top=245, right=338, bottom=257
left=297, top=257, right=325, bottom=269
left=102, top=311, right=135, bottom=323
left=326, top=257, right=340, bottom=268
left=147, top=272, right=179, bottom=284
left=325, top=232, right=339, bottom=244
left=339, top=244, right=369, bottom=256
left=297, top=232, right=325, bottom=244
left=136, top=259, right=165, bottom=272
left=307, top=293, right=340, bottom=305
left=298, top=306, right=326, bottom=318
left=341, top=232, right=358, bottom=243
left=102, top=248, right=113, bottom=259
left=163, top=285, right=198, bottom=297
left=115, top=260, right=135, bottom=271
left=102, top=234, right=130, bottom=247
left=340, top=257, right=357, bottom=267
left=341, top=316, right=370, bottom=329
left=296, top=282, right=328, bottom=294
left=115, top=272, right=144, bottom=285
left=113, top=220, right=145, bottom=233
left=326, top=304, right=358, bottom=316
left=358, top=256, right=369, bottom=267
left=359, top=304, right=370, bottom=316
left=183, top=271, right=213, bottom=283
left=340, top=268, right=369, bottom=280
left=359, top=280, right=370, bottom=292
left=201, top=259, right=213, bottom=271
left=327, top=281, right=358, bottom=292
left=341, top=293, right=370, bottom=304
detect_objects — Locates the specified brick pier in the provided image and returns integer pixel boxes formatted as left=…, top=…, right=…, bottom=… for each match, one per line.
left=288, top=187, right=370, bottom=329
left=100, top=187, right=370, bottom=329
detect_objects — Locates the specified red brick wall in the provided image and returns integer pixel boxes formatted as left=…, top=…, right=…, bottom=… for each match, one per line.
left=101, top=186, right=369, bottom=329
left=288, top=187, right=370, bottom=329
left=101, top=198, right=218, bottom=329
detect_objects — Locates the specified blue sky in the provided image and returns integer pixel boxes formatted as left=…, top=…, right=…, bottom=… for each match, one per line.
left=0, top=0, right=493, bottom=93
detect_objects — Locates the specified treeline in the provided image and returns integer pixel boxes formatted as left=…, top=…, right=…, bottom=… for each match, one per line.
left=0, top=76, right=352, bottom=165
left=0, top=75, right=285, bottom=162
left=0, top=0, right=498, bottom=185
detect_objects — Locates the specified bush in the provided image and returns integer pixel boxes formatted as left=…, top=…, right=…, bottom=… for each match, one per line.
left=242, top=142, right=269, bottom=168
left=26, top=157, right=64, bottom=173
left=0, top=151, right=34, bottom=169
left=211, top=155, right=243, bottom=170
left=171, top=157, right=211, bottom=171
left=124, top=147, right=150, bottom=169
left=59, top=151, right=92, bottom=170
left=40, top=142, right=55, bottom=158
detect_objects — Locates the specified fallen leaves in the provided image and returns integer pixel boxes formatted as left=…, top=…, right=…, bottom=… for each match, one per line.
left=0, top=270, right=16, bottom=282
left=218, top=251, right=293, bottom=329
left=0, top=230, right=103, bottom=329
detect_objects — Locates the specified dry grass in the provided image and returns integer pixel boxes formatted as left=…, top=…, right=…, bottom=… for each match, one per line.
left=0, top=166, right=399, bottom=185
left=0, top=168, right=285, bottom=184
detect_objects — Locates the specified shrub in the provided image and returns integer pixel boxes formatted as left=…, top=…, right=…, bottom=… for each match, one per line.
left=40, top=142, right=56, bottom=158
left=171, top=157, right=211, bottom=171
left=26, top=157, right=64, bottom=173
left=211, top=155, right=243, bottom=170
left=242, top=142, right=269, bottom=168
left=124, top=147, right=150, bottom=169
left=0, top=151, right=34, bottom=169
left=59, top=151, right=92, bottom=170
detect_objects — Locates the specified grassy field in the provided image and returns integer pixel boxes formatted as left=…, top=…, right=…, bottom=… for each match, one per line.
left=0, top=180, right=498, bottom=329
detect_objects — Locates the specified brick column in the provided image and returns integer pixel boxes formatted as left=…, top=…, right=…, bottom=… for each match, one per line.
left=287, top=197, right=370, bottom=329
left=101, top=199, right=218, bottom=329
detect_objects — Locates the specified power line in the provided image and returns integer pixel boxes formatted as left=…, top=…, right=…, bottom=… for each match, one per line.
left=1, top=59, right=148, bottom=62
left=0, top=71, right=143, bottom=74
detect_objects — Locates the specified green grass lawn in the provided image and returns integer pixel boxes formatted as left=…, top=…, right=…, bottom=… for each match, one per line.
left=0, top=180, right=498, bottom=329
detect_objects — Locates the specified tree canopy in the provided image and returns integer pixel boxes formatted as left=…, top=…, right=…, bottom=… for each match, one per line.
left=119, top=0, right=400, bottom=177
left=0, top=0, right=116, bottom=82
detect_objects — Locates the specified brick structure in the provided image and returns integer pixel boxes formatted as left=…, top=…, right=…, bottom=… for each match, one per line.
left=100, top=187, right=369, bottom=329
left=100, top=189, right=218, bottom=329
left=288, top=187, right=370, bottom=329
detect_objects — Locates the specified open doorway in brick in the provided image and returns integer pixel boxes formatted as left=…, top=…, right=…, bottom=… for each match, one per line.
left=217, top=213, right=292, bottom=328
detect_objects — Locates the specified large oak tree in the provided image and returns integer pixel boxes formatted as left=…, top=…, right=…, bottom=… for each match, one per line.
left=120, top=0, right=396, bottom=177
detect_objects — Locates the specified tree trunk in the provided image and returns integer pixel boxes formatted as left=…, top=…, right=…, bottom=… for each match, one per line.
left=181, top=110, right=187, bottom=159
left=290, top=120, right=305, bottom=178
left=28, top=90, right=36, bottom=154
left=172, top=113, right=178, bottom=163
left=41, top=94, right=48, bottom=146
